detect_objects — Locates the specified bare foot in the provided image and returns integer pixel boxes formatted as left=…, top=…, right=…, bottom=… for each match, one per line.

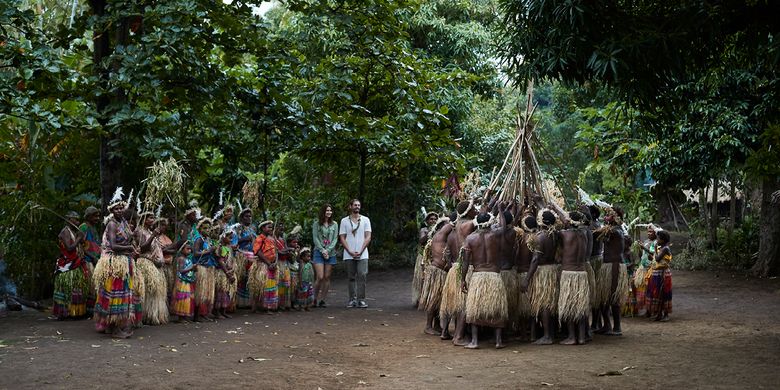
left=464, top=341, right=479, bottom=349
left=495, top=342, right=507, bottom=349
left=605, top=330, right=622, bottom=336
left=577, top=338, right=587, bottom=345
left=533, top=336, right=553, bottom=345
left=559, top=337, right=577, bottom=345
left=440, top=332, right=453, bottom=341
left=424, top=327, right=439, bottom=336
left=223, top=313, right=232, bottom=319
left=660, top=316, right=670, bottom=322
left=453, top=337, right=470, bottom=346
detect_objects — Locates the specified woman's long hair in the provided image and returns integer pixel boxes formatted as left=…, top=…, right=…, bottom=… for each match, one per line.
left=318, top=203, right=333, bottom=225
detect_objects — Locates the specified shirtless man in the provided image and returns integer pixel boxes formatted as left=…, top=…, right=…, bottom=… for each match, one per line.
left=557, top=211, right=590, bottom=345
left=587, top=205, right=604, bottom=330
left=594, top=208, right=628, bottom=336
left=515, top=211, right=537, bottom=340
left=461, top=211, right=508, bottom=349
left=418, top=217, right=453, bottom=335
left=439, top=199, right=478, bottom=345
left=496, top=204, right=519, bottom=335
left=521, top=209, right=559, bottom=345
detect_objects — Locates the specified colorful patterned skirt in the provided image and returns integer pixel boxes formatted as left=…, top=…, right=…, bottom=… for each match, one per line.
left=277, top=263, right=291, bottom=309
left=53, top=267, right=89, bottom=319
left=93, top=254, right=138, bottom=332
left=646, top=268, right=672, bottom=316
left=296, top=281, right=314, bottom=307
left=170, top=278, right=195, bottom=318
left=262, top=266, right=279, bottom=311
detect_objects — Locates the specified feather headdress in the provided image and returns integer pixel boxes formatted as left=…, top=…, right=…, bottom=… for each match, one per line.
left=108, top=186, right=128, bottom=209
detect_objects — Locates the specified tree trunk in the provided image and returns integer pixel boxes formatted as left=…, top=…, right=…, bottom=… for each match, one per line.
left=709, top=178, right=719, bottom=248
left=90, top=0, right=122, bottom=211
left=698, top=186, right=709, bottom=235
left=752, top=176, right=780, bottom=277
left=358, top=148, right=366, bottom=204
left=728, top=177, right=737, bottom=238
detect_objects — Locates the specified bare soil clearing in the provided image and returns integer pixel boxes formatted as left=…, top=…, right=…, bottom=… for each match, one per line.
left=1, top=269, right=779, bottom=389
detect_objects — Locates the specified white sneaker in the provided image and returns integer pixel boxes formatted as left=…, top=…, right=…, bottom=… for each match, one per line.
left=357, top=300, right=368, bottom=308
left=347, top=299, right=357, bottom=308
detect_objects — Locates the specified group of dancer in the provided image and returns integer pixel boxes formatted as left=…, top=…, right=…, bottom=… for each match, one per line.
left=412, top=194, right=673, bottom=348
left=51, top=187, right=321, bottom=338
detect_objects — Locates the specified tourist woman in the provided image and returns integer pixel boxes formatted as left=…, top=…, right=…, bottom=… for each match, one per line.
left=312, top=203, right=338, bottom=307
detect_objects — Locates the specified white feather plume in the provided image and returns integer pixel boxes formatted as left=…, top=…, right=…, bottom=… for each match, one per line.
left=213, top=209, right=224, bottom=221
left=595, top=199, right=612, bottom=209
left=236, top=199, right=243, bottom=212
left=155, top=203, right=163, bottom=219
left=110, top=186, right=125, bottom=204
left=219, top=189, right=224, bottom=207
left=577, top=186, right=595, bottom=206
left=136, top=191, right=142, bottom=214
left=188, top=199, right=198, bottom=208
left=126, top=188, right=134, bottom=205
left=195, top=208, right=202, bottom=220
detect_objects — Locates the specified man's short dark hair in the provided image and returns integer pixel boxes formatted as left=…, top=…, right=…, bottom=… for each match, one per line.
left=449, top=211, right=458, bottom=221
left=476, top=212, right=491, bottom=224
left=569, top=211, right=584, bottom=222
left=503, top=210, right=513, bottom=225
left=456, top=200, right=471, bottom=214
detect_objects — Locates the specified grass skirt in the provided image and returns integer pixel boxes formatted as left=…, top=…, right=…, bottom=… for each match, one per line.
left=418, top=265, right=447, bottom=312
left=412, top=250, right=425, bottom=306
left=170, top=278, right=195, bottom=318
left=530, top=264, right=559, bottom=317
left=516, top=271, right=532, bottom=317
left=195, top=265, right=215, bottom=316
left=53, top=267, right=89, bottom=319
left=646, top=268, right=672, bottom=316
left=439, top=262, right=466, bottom=319
left=235, top=252, right=251, bottom=308
left=465, top=272, right=508, bottom=328
left=247, top=261, right=269, bottom=307
left=289, top=267, right=299, bottom=306
left=277, top=262, right=292, bottom=309
left=500, top=269, right=519, bottom=325
left=585, top=261, right=597, bottom=309
left=136, top=257, right=169, bottom=325
left=93, top=253, right=138, bottom=331
left=558, top=270, right=590, bottom=322
left=214, top=269, right=236, bottom=310
left=595, top=262, right=629, bottom=306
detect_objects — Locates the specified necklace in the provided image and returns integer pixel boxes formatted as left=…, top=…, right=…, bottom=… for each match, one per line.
left=350, top=215, right=361, bottom=236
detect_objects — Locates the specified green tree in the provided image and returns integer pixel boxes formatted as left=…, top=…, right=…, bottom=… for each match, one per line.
left=499, top=0, right=780, bottom=275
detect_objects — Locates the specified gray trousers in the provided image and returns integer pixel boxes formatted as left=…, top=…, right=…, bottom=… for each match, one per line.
left=346, top=259, right=368, bottom=300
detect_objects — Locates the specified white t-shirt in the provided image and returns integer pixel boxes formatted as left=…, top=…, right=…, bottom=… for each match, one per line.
left=339, top=215, right=372, bottom=260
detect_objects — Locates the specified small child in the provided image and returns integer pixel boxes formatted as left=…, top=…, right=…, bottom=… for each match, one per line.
left=214, top=230, right=237, bottom=319
left=646, top=230, right=672, bottom=322
left=287, top=236, right=301, bottom=310
left=171, top=242, right=196, bottom=322
left=295, top=248, right=315, bottom=311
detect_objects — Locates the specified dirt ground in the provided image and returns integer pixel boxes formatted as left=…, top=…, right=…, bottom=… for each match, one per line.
left=1, top=268, right=779, bottom=389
